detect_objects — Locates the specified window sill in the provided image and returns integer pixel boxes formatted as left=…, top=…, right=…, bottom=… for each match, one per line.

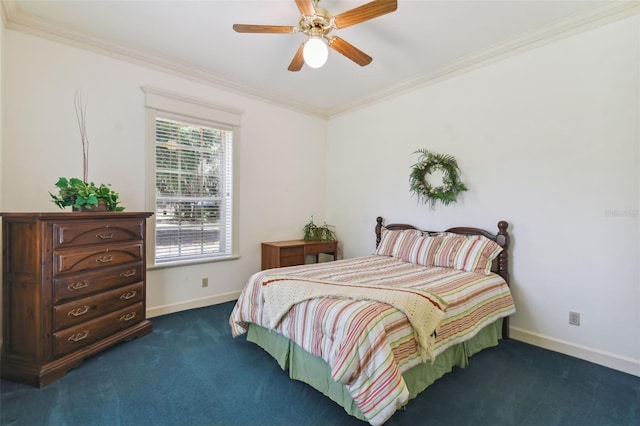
left=148, top=254, right=240, bottom=270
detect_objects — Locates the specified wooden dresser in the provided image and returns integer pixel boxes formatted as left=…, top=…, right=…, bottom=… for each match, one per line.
left=261, top=239, right=338, bottom=270
left=1, top=212, right=153, bottom=387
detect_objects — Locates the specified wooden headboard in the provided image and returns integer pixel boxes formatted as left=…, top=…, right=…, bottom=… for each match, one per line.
left=375, top=216, right=510, bottom=285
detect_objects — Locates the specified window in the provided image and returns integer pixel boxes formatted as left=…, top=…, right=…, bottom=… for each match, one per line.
left=144, top=88, right=240, bottom=265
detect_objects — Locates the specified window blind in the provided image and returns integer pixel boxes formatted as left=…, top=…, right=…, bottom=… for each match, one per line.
left=154, top=117, right=233, bottom=262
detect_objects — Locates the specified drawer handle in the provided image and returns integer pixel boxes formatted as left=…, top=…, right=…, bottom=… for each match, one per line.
left=120, top=290, right=137, bottom=300
left=68, top=280, right=90, bottom=291
left=97, top=232, right=114, bottom=240
left=119, top=312, right=136, bottom=322
left=67, top=330, right=89, bottom=343
left=67, top=306, right=90, bottom=317
left=120, top=269, right=136, bottom=278
left=96, top=255, right=114, bottom=263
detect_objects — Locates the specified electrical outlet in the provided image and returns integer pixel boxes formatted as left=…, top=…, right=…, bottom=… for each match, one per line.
left=202, top=278, right=208, bottom=288
left=569, top=311, right=580, bottom=326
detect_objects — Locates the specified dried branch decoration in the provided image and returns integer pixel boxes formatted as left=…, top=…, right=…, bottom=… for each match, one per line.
left=74, top=91, right=89, bottom=183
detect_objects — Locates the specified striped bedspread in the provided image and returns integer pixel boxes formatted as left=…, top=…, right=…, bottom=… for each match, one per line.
left=230, top=255, right=515, bottom=425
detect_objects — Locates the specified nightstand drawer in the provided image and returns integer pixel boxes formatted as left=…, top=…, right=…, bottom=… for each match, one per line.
left=261, top=240, right=338, bottom=270
left=304, top=241, right=337, bottom=255
left=279, top=246, right=304, bottom=266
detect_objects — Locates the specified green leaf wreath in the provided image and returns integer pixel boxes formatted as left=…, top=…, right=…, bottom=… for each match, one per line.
left=409, top=149, right=468, bottom=208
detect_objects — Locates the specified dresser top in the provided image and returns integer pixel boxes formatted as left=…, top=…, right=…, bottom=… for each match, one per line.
left=262, top=239, right=337, bottom=247
left=1, top=212, right=153, bottom=219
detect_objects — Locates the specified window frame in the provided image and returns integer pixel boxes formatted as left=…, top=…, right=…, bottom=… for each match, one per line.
left=143, top=87, right=241, bottom=268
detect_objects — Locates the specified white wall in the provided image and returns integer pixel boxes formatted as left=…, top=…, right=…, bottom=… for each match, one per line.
left=326, top=15, right=640, bottom=376
left=1, top=30, right=327, bottom=315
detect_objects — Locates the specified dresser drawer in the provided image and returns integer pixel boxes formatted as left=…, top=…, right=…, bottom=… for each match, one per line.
left=53, top=303, right=144, bottom=357
left=53, top=219, right=143, bottom=248
left=53, top=242, right=143, bottom=276
left=53, top=262, right=143, bottom=303
left=53, top=282, right=144, bottom=331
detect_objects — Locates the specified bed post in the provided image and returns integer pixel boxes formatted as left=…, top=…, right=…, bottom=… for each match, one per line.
left=496, top=221, right=510, bottom=285
left=496, top=220, right=510, bottom=339
left=375, top=216, right=384, bottom=248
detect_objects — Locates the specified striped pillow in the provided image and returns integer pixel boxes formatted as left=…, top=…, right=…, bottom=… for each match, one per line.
left=452, top=236, right=503, bottom=275
left=396, top=234, right=443, bottom=267
left=375, top=228, right=422, bottom=256
left=432, top=235, right=465, bottom=268
left=381, top=229, right=503, bottom=275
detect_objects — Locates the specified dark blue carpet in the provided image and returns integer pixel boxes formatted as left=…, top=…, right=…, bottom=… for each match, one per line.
left=2, top=301, right=639, bottom=425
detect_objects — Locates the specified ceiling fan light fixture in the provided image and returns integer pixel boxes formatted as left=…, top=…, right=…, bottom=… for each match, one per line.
left=302, top=36, right=328, bottom=68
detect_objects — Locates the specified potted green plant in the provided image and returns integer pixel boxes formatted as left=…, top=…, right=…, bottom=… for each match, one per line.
left=50, top=177, right=124, bottom=212
left=302, top=216, right=337, bottom=241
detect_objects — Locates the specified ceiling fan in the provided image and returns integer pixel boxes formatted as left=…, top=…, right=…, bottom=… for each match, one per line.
left=232, top=0, right=398, bottom=71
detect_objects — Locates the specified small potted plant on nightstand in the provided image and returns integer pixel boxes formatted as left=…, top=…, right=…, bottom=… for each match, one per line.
left=302, top=216, right=336, bottom=241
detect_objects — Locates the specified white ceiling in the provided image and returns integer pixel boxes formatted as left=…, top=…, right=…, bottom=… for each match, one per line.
left=2, top=0, right=637, bottom=117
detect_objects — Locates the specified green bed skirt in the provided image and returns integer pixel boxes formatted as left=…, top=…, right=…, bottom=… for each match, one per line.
left=246, top=319, right=504, bottom=421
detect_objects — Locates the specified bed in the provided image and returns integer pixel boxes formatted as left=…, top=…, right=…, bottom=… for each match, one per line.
left=230, top=217, right=515, bottom=425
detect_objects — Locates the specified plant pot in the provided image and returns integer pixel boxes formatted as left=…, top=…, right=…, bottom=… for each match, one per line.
left=73, top=200, right=108, bottom=212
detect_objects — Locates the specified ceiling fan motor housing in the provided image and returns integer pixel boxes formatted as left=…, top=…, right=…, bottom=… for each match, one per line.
left=299, top=7, right=334, bottom=37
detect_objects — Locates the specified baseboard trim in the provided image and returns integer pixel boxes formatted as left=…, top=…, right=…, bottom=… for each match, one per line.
left=510, top=326, right=640, bottom=377
left=146, top=291, right=241, bottom=318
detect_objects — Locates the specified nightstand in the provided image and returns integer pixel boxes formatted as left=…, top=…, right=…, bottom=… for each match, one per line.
left=261, top=240, right=338, bottom=270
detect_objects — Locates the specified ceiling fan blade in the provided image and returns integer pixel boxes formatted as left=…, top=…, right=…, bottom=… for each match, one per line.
left=295, top=0, right=315, bottom=16
left=334, top=0, right=397, bottom=29
left=288, top=43, right=305, bottom=72
left=328, top=37, right=372, bottom=66
left=232, top=24, right=296, bottom=34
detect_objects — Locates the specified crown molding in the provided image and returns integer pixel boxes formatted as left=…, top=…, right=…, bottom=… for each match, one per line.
left=2, top=0, right=638, bottom=120
left=328, top=1, right=640, bottom=118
